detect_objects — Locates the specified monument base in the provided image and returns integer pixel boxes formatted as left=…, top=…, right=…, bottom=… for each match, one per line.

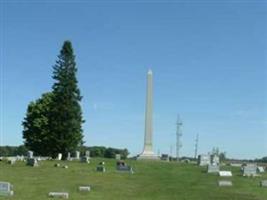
left=137, top=151, right=159, bottom=160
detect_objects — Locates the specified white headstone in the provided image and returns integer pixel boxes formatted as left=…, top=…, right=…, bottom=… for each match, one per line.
left=211, top=154, right=220, bottom=165
left=198, top=154, right=211, bottom=166
left=67, top=152, right=71, bottom=161
left=218, top=180, right=232, bottom=186
left=75, top=151, right=80, bottom=159
left=85, top=151, right=90, bottom=157
left=79, top=186, right=91, bottom=192
left=257, top=166, right=265, bottom=173
left=243, top=165, right=257, bottom=177
left=115, top=154, right=121, bottom=160
left=28, top=151, right=33, bottom=158
left=219, top=171, right=232, bottom=177
left=57, top=153, right=62, bottom=160
left=207, top=164, right=220, bottom=173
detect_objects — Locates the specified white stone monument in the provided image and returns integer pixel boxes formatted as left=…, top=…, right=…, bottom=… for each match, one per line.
left=75, top=151, right=80, bottom=160
left=57, top=153, right=62, bottom=160
left=137, top=69, right=158, bottom=160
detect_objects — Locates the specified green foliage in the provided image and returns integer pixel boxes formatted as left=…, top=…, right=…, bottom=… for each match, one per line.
left=49, top=41, right=84, bottom=158
left=0, top=145, right=28, bottom=156
left=22, top=41, right=84, bottom=158
left=22, top=92, right=53, bottom=156
left=78, top=146, right=129, bottom=159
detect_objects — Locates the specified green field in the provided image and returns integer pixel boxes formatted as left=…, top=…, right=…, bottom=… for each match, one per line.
left=0, top=159, right=266, bottom=200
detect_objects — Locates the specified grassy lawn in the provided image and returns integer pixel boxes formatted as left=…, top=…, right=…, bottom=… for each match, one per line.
left=0, top=158, right=266, bottom=200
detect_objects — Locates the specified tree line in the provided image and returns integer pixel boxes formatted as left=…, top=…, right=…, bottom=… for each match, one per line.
left=0, top=145, right=129, bottom=159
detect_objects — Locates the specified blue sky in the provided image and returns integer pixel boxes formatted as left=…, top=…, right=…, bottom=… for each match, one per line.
left=0, top=0, right=266, bottom=159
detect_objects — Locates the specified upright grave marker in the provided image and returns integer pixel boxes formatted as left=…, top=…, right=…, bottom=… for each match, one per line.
left=0, top=182, right=14, bottom=196
left=207, top=164, right=220, bottom=173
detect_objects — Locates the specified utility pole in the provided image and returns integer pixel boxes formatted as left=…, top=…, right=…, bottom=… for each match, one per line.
left=176, top=115, right=183, bottom=161
left=194, top=134, right=199, bottom=159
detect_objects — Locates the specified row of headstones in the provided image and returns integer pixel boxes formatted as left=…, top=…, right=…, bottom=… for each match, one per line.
left=206, top=163, right=267, bottom=187
left=198, top=154, right=220, bottom=166
left=218, top=179, right=267, bottom=187
left=96, top=160, right=134, bottom=173
left=207, top=163, right=265, bottom=176
left=0, top=181, right=90, bottom=198
left=24, top=150, right=91, bottom=167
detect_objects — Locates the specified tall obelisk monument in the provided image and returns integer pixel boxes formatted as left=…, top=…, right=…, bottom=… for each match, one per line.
left=138, top=69, right=158, bottom=160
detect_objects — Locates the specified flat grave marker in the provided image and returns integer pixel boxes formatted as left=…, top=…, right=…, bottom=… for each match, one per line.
left=48, top=192, right=69, bottom=199
left=260, top=180, right=267, bottom=187
left=218, top=180, right=233, bottom=187
left=78, top=186, right=91, bottom=192
left=219, top=171, right=232, bottom=177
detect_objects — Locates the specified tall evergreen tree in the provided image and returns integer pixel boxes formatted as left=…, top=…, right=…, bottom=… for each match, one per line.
left=49, top=41, right=84, bottom=158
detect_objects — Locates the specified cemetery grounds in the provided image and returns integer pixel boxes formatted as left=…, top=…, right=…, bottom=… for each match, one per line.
left=0, top=158, right=266, bottom=200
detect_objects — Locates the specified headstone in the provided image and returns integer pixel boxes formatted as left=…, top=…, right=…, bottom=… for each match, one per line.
left=198, top=154, right=211, bottom=166
left=27, top=151, right=33, bottom=159
left=218, top=180, right=233, bottom=186
left=260, top=180, right=267, bottom=187
left=48, top=192, right=69, bottom=199
left=80, top=156, right=90, bottom=163
left=96, top=165, right=105, bottom=172
left=62, top=165, right=68, bottom=169
left=161, top=154, right=169, bottom=161
left=75, top=151, right=80, bottom=160
left=207, top=164, right=220, bottom=173
left=219, top=171, right=232, bottom=177
left=116, top=161, right=133, bottom=173
left=0, top=182, right=14, bottom=196
left=57, top=153, right=62, bottom=160
left=211, top=154, right=220, bottom=165
left=7, top=158, right=16, bottom=165
left=181, top=159, right=190, bottom=163
left=257, top=166, right=265, bottom=173
left=80, top=151, right=90, bottom=163
left=16, top=155, right=24, bottom=161
left=27, top=158, right=39, bottom=167
left=85, top=151, right=90, bottom=157
left=54, top=163, right=60, bottom=167
left=78, top=186, right=91, bottom=192
left=67, top=152, right=71, bottom=161
left=115, top=154, right=121, bottom=160
left=243, top=165, right=257, bottom=177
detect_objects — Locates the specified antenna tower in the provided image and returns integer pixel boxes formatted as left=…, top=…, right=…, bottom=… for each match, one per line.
left=176, top=115, right=183, bottom=161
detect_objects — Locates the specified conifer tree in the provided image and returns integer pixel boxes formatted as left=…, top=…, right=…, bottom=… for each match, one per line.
left=49, top=41, right=84, bottom=158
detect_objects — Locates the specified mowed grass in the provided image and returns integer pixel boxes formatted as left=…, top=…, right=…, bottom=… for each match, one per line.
left=0, top=158, right=267, bottom=200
